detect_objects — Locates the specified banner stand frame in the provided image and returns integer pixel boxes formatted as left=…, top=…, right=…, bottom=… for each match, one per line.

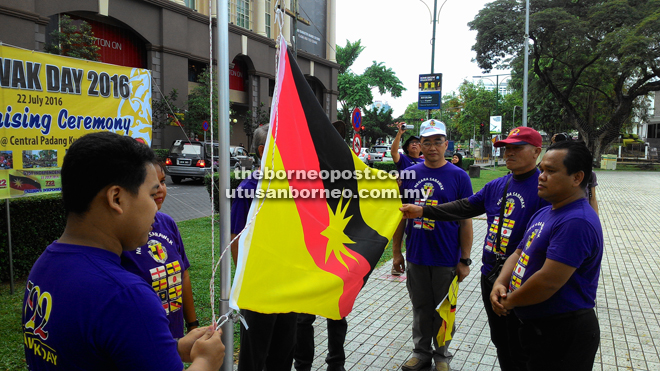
left=6, top=199, right=15, bottom=294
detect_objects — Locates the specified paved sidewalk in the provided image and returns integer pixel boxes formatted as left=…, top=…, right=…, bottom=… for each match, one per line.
left=296, top=171, right=660, bottom=371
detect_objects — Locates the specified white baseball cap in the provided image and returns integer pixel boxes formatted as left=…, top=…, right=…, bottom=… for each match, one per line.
left=420, top=125, right=446, bottom=137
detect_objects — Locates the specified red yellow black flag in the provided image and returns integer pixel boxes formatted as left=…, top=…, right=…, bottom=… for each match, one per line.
left=230, top=38, right=401, bottom=319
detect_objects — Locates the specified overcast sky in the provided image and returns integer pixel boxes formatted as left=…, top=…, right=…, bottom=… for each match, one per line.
left=335, top=0, right=505, bottom=117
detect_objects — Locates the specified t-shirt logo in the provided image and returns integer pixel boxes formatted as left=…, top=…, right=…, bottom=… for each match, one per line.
left=525, top=231, right=537, bottom=250
left=148, top=240, right=168, bottom=263
left=23, top=281, right=59, bottom=366
left=504, top=198, right=515, bottom=217
left=423, top=182, right=434, bottom=196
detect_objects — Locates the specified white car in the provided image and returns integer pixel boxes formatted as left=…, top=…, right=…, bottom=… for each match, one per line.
left=358, top=148, right=369, bottom=164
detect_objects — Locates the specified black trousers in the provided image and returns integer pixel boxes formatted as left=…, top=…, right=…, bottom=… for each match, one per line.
left=238, top=309, right=298, bottom=371
left=519, top=308, right=600, bottom=371
left=480, top=274, right=527, bottom=371
left=294, top=313, right=347, bottom=371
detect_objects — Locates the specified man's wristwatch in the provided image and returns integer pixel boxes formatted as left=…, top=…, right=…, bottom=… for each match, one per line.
left=459, top=258, right=472, bottom=266
left=186, top=320, right=199, bottom=330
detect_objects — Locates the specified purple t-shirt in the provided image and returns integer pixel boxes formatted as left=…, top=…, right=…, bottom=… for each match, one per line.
left=231, top=171, right=259, bottom=234
left=468, top=170, right=550, bottom=275
left=23, top=243, right=182, bottom=371
left=402, top=162, right=473, bottom=267
left=121, top=212, right=191, bottom=338
left=509, top=198, right=603, bottom=320
left=395, top=153, right=424, bottom=171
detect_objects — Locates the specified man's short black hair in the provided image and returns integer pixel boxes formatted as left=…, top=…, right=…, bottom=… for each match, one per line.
left=547, top=140, right=592, bottom=188
left=62, top=132, right=155, bottom=215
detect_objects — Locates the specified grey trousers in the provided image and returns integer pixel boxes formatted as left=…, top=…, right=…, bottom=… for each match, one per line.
left=406, top=261, right=457, bottom=363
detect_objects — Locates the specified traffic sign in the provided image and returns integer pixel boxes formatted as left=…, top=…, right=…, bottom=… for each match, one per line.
left=352, top=108, right=362, bottom=131
left=352, top=134, right=362, bottom=155
left=202, top=120, right=209, bottom=132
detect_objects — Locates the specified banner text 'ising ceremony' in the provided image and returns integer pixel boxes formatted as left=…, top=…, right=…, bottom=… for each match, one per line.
left=0, top=44, right=151, bottom=199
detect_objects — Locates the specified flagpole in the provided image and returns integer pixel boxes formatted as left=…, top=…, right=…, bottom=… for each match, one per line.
left=216, top=0, right=233, bottom=369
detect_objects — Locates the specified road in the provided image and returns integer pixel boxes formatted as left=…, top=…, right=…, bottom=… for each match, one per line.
left=159, top=176, right=212, bottom=222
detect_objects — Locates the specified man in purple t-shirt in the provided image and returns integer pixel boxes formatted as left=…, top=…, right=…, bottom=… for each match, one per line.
left=399, top=127, right=548, bottom=371
left=393, top=124, right=473, bottom=371
left=231, top=124, right=298, bottom=371
left=491, top=140, right=603, bottom=371
left=22, top=132, right=224, bottom=371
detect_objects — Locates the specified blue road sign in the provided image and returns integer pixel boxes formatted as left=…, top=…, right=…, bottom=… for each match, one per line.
left=352, top=108, right=362, bottom=130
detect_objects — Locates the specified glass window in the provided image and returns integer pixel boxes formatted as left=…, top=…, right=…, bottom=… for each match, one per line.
left=265, top=0, right=272, bottom=38
left=171, top=143, right=202, bottom=155
left=229, top=0, right=251, bottom=30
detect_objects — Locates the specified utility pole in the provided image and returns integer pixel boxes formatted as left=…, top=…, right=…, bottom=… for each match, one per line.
left=522, top=0, right=530, bottom=126
left=284, top=0, right=310, bottom=59
left=425, top=0, right=447, bottom=120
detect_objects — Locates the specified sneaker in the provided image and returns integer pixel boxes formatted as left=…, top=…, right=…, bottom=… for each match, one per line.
left=391, top=267, right=402, bottom=276
left=434, top=361, right=450, bottom=371
left=401, top=357, right=431, bottom=371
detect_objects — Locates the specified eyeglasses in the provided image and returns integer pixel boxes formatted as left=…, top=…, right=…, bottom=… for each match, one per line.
left=409, top=141, right=421, bottom=145
left=421, top=140, right=446, bottom=148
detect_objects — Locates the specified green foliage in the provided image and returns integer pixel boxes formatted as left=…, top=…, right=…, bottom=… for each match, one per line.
left=469, top=0, right=660, bottom=160
left=44, top=15, right=100, bottom=61
left=373, top=161, right=397, bottom=173
left=361, top=106, right=396, bottom=147
left=336, top=40, right=406, bottom=127
left=152, top=68, right=233, bottom=139
left=185, top=68, right=220, bottom=136
left=153, top=149, right=170, bottom=162
left=152, top=89, right=183, bottom=130
left=0, top=194, right=66, bottom=282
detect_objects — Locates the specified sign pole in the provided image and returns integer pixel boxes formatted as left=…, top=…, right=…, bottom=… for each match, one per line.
left=6, top=199, right=15, bottom=294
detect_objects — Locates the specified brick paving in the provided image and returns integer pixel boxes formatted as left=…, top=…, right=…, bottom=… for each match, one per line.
left=295, top=171, right=660, bottom=371
left=170, top=171, right=660, bottom=370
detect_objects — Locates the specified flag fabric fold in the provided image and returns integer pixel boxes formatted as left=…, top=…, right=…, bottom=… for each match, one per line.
left=436, top=275, right=459, bottom=347
left=229, top=38, right=402, bottom=320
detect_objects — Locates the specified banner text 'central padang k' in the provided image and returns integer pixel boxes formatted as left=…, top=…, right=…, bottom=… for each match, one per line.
left=230, top=38, right=402, bottom=320
left=0, top=44, right=151, bottom=199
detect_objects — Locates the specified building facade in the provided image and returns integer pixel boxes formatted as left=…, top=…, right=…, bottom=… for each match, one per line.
left=0, top=0, right=339, bottom=148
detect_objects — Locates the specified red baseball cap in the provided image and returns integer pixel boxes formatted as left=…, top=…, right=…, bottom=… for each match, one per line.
left=494, top=127, right=543, bottom=148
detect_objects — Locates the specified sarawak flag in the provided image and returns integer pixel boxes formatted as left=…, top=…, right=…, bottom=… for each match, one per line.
left=229, top=38, right=401, bottom=320
left=436, top=275, right=459, bottom=347
left=9, top=174, right=41, bottom=191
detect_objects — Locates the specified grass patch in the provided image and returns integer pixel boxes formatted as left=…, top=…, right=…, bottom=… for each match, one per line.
left=0, top=282, right=25, bottom=370
left=470, top=166, right=510, bottom=192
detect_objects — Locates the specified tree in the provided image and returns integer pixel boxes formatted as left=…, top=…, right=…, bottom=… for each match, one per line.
left=185, top=68, right=220, bottom=136
left=44, top=15, right=100, bottom=61
left=452, top=81, right=498, bottom=141
left=360, top=106, right=396, bottom=147
left=151, top=68, right=232, bottom=140
left=151, top=89, right=185, bottom=130
left=336, top=40, right=406, bottom=129
left=470, top=0, right=660, bottom=160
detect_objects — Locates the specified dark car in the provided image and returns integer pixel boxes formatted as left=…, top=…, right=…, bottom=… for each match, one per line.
left=165, top=140, right=218, bottom=183
left=230, top=145, right=255, bottom=170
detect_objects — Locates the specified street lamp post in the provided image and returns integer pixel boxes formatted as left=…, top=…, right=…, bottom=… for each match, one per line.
left=522, top=0, right=530, bottom=126
left=420, top=0, right=448, bottom=119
